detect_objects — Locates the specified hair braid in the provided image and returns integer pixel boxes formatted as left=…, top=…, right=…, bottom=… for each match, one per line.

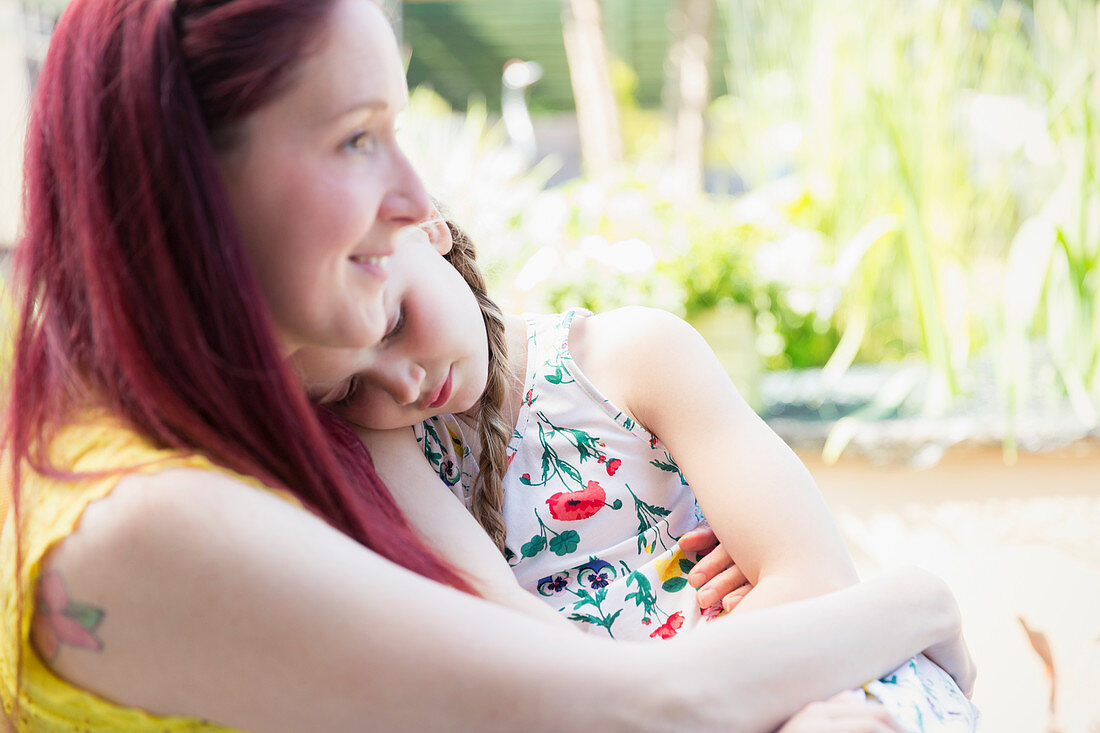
left=443, top=221, right=510, bottom=554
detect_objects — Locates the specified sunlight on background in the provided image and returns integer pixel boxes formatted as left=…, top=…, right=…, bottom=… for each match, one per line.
left=2, top=0, right=1098, bottom=730
left=396, top=3, right=1100, bottom=730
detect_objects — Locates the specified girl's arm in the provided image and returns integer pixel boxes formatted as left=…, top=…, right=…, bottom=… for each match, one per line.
left=37, top=467, right=970, bottom=731
left=576, top=307, right=860, bottom=613
left=357, top=425, right=573, bottom=628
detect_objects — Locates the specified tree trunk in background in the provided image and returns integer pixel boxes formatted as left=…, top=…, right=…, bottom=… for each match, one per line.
left=0, top=0, right=31, bottom=249
left=663, top=0, right=714, bottom=201
left=561, top=0, right=622, bottom=182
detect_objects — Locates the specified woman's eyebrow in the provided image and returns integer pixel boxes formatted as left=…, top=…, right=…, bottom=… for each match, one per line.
left=326, top=99, right=388, bottom=123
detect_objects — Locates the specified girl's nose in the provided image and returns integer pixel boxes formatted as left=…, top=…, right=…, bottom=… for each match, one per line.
left=379, top=361, right=425, bottom=406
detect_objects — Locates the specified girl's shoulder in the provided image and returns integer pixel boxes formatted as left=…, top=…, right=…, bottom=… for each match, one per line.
left=561, top=307, right=700, bottom=432
left=568, top=306, right=698, bottom=382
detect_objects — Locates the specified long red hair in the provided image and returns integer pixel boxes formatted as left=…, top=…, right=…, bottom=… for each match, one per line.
left=5, top=0, right=470, bottom=588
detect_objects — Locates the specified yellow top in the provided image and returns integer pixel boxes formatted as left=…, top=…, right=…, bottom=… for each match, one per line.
left=0, top=412, right=300, bottom=731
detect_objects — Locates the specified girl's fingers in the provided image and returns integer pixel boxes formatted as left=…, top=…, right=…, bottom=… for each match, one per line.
left=828, top=711, right=905, bottom=733
left=780, top=696, right=904, bottom=733
left=695, top=565, right=749, bottom=609
left=721, top=582, right=752, bottom=612
left=686, top=543, right=734, bottom=589
left=677, top=525, right=718, bottom=554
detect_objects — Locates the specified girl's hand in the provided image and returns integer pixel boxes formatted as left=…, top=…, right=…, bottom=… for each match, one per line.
left=777, top=690, right=904, bottom=733
left=679, top=525, right=752, bottom=612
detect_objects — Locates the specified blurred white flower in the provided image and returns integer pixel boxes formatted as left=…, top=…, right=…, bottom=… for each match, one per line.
left=515, top=247, right=562, bottom=292
left=754, top=229, right=826, bottom=287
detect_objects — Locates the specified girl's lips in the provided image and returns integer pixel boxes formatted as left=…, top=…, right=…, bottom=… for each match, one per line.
left=426, top=366, right=453, bottom=410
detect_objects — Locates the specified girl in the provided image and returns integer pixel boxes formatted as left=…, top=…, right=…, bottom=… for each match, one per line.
left=2, top=0, right=974, bottom=729
left=302, top=218, right=980, bottom=731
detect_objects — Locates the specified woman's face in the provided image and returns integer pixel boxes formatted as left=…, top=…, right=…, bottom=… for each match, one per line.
left=216, top=0, right=429, bottom=356
left=295, top=229, right=489, bottom=430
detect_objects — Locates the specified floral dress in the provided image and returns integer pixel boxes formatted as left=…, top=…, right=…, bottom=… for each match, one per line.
left=415, top=309, right=979, bottom=731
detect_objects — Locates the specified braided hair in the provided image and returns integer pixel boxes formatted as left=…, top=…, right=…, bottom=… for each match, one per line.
left=442, top=221, right=511, bottom=554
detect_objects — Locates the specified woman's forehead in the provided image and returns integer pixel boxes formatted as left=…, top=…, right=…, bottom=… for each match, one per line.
left=270, top=0, right=408, bottom=130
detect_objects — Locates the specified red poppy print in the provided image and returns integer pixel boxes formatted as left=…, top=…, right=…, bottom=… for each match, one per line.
left=701, top=602, right=725, bottom=622
left=649, top=611, right=685, bottom=640
left=546, top=480, right=607, bottom=521
left=605, top=458, right=621, bottom=476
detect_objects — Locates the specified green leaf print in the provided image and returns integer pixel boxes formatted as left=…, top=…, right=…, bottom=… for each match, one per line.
left=521, top=535, right=547, bottom=557
left=626, top=484, right=675, bottom=553
left=549, top=530, right=580, bottom=556
left=538, top=415, right=603, bottom=463
left=602, top=608, right=623, bottom=629
left=523, top=421, right=586, bottom=491
left=678, top=558, right=696, bottom=575
left=546, top=365, right=566, bottom=384
left=64, top=602, right=105, bottom=631
left=572, top=588, right=598, bottom=610
left=558, top=460, right=583, bottom=485
left=650, top=452, right=688, bottom=485
left=661, top=577, right=689, bottom=593
left=624, top=571, right=661, bottom=619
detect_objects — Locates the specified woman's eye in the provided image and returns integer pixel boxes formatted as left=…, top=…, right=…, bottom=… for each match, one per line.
left=344, top=130, right=378, bottom=153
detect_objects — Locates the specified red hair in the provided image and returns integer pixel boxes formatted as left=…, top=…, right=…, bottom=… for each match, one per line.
left=5, top=0, right=471, bottom=589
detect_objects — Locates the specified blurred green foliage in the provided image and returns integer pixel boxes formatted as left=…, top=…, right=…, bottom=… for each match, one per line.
left=404, top=0, right=1100, bottom=421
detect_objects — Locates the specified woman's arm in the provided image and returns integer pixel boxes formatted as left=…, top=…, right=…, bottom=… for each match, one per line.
left=36, top=468, right=969, bottom=732
left=576, top=307, right=859, bottom=613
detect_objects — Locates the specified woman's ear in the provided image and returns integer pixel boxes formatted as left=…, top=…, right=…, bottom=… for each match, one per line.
left=419, top=201, right=453, bottom=254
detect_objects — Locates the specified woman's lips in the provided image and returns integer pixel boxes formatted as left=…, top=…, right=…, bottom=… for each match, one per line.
left=348, top=253, right=392, bottom=280
left=426, top=366, right=453, bottom=410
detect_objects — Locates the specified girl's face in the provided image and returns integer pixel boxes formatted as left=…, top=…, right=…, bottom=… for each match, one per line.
left=295, top=229, right=490, bottom=429
left=216, top=0, right=429, bottom=356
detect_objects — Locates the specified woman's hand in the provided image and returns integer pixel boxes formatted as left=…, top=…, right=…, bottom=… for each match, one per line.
left=778, top=691, right=904, bottom=733
left=889, top=566, right=976, bottom=698
left=678, top=525, right=752, bottom=612
left=923, top=628, right=977, bottom=699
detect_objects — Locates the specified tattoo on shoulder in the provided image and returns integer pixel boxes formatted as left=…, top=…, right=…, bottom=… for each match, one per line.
left=31, top=572, right=106, bottom=661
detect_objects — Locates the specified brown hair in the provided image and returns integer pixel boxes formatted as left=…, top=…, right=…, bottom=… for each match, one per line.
left=442, top=220, right=510, bottom=553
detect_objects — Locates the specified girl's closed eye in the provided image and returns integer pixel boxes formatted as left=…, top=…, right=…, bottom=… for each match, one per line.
left=382, top=303, right=406, bottom=344
left=331, top=376, right=360, bottom=408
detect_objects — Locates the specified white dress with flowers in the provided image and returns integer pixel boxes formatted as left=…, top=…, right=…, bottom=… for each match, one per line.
left=414, top=309, right=979, bottom=731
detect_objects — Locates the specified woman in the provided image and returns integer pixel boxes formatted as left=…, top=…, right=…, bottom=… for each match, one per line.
left=0, top=0, right=973, bottom=730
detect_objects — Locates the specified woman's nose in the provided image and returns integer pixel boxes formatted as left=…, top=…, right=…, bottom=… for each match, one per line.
left=380, top=146, right=431, bottom=226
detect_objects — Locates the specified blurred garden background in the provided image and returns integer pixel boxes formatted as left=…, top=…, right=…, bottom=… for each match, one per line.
left=1, top=0, right=1098, bottom=730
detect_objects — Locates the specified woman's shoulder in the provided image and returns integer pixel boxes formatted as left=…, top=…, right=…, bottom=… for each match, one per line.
left=11, top=412, right=301, bottom=560
left=3, top=414, right=317, bottom=730
left=28, top=463, right=335, bottom=726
